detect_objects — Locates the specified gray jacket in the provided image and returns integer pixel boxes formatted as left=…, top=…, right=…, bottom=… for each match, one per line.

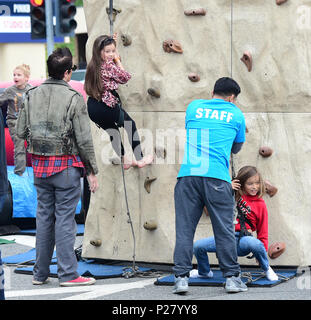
left=16, top=78, right=98, bottom=175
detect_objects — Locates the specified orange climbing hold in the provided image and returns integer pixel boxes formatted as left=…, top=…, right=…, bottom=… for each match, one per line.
left=259, top=146, right=273, bottom=158
left=163, top=39, right=183, bottom=54
left=265, top=180, right=278, bottom=197
left=276, top=0, right=287, bottom=5
left=184, top=8, right=206, bottom=16
left=188, top=73, right=200, bottom=82
left=240, top=51, right=252, bottom=72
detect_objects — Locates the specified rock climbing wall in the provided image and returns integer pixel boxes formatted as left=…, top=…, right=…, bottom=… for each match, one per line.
left=82, top=0, right=311, bottom=267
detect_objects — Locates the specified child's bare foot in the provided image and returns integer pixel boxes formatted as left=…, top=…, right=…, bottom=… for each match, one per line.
left=122, top=155, right=137, bottom=170
left=137, top=154, right=154, bottom=168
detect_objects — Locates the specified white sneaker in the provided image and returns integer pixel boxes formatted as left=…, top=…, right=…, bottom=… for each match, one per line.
left=189, top=269, right=213, bottom=278
left=265, top=266, right=278, bottom=281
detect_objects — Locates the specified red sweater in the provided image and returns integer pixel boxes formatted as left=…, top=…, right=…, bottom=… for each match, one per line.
left=235, top=194, right=269, bottom=251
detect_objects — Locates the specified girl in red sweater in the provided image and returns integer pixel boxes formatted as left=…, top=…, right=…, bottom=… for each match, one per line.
left=192, top=166, right=278, bottom=281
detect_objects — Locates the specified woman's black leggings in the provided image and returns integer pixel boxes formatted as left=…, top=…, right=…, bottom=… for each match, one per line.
left=87, top=97, right=144, bottom=160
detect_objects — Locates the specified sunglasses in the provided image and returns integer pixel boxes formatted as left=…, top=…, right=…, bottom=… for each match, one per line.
left=70, top=65, right=77, bottom=72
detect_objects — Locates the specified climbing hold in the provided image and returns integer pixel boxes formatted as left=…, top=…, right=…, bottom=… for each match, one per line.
left=143, top=219, right=158, bottom=231
left=184, top=8, right=206, bottom=16
left=264, top=180, right=278, bottom=197
left=90, top=239, right=102, bottom=247
left=188, top=73, right=200, bottom=82
left=154, top=146, right=166, bottom=159
left=268, top=242, right=286, bottom=259
left=105, top=7, right=122, bottom=22
left=110, top=157, right=121, bottom=165
left=144, top=176, right=157, bottom=193
left=163, top=39, right=183, bottom=54
left=259, top=146, right=273, bottom=158
left=240, top=51, right=252, bottom=72
left=121, top=34, right=132, bottom=46
left=147, top=88, right=160, bottom=98
left=276, top=0, right=287, bottom=5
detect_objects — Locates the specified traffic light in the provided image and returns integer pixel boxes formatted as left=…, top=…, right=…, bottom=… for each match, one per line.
left=55, top=0, right=77, bottom=37
left=30, top=0, right=46, bottom=39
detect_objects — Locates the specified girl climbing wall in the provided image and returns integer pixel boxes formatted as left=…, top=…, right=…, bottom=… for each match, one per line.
left=84, top=34, right=153, bottom=170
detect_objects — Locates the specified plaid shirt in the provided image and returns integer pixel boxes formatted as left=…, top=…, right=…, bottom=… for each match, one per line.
left=31, top=154, right=85, bottom=178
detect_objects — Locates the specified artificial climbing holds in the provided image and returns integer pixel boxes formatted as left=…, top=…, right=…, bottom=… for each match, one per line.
left=143, top=219, right=158, bottom=231
left=268, top=242, right=286, bottom=259
left=154, top=146, right=166, bottom=159
left=241, top=51, right=252, bottom=72
left=276, top=0, right=287, bottom=5
left=110, top=157, right=121, bottom=165
left=265, top=180, right=278, bottom=197
left=90, top=239, right=102, bottom=247
left=144, top=176, right=157, bottom=193
left=121, top=34, right=132, bottom=46
left=105, top=7, right=121, bottom=22
left=163, top=39, right=183, bottom=54
left=259, top=146, right=273, bottom=158
left=188, top=73, right=200, bottom=82
left=147, top=88, right=161, bottom=98
left=184, top=8, right=206, bottom=16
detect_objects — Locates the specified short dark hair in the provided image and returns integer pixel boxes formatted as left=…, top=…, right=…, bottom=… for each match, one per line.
left=47, top=47, right=73, bottom=80
left=213, top=77, right=241, bottom=98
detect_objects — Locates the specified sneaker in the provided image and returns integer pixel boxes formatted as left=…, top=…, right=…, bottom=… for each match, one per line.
left=190, top=269, right=213, bottom=278
left=225, top=275, right=248, bottom=293
left=173, top=276, right=189, bottom=294
left=265, top=266, right=278, bottom=281
left=32, top=278, right=50, bottom=285
left=59, top=276, right=96, bottom=287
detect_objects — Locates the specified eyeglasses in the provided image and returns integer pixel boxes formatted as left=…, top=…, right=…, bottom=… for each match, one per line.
left=71, top=65, right=77, bottom=72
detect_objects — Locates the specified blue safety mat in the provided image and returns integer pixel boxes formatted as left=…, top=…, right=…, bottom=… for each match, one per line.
left=7, top=166, right=81, bottom=218
left=17, top=223, right=84, bottom=236
left=14, top=260, right=152, bottom=279
left=2, top=248, right=57, bottom=265
left=154, top=269, right=297, bottom=287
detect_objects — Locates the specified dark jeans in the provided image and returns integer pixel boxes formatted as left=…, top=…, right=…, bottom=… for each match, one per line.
left=87, top=97, right=143, bottom=160
left=173, top=176, right=240, bottom=278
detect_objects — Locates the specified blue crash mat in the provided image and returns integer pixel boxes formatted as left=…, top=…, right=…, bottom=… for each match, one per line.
left=14, top=260, right=152, bottom=279
left=154, top=269, right=297, bottom=287
left=18, top=224, right=84, bottom=236
left=2, top=248, right=57, bottom=265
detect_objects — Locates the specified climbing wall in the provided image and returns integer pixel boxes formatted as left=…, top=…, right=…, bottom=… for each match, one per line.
left=82, top=0, right=311, bottom=266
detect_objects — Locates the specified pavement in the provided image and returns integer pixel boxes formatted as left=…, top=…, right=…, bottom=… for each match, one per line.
left=0, top=233, right=310, bottom=310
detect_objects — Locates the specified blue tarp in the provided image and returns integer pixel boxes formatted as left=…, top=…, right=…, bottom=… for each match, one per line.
left=7, top=166, right=81, bottom=218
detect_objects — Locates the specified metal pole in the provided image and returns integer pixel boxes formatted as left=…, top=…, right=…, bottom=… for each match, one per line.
left=45, top=0, right=54, bottom=56
left=109, top=0, right=113, bottom=36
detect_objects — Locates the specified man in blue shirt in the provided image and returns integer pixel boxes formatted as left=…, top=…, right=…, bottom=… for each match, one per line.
left=173, top=77, right=247, bottom=294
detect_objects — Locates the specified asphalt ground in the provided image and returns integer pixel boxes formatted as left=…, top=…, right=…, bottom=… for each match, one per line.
left=0, top=234, right=310, bottom=316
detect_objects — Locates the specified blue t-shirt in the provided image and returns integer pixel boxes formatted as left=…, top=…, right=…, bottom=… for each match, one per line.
left=178, top=98, right=246, bottom=183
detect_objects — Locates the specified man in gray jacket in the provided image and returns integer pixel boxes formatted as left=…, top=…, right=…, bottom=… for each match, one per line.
left=17, top=47, right=99, bottom=287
